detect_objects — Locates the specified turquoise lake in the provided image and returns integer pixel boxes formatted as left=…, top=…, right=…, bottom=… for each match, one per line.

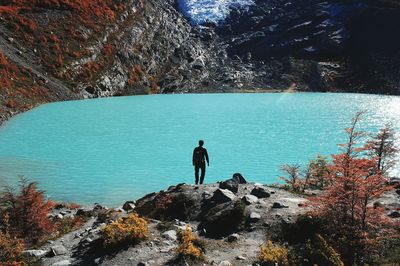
left=0, top=93, right=399, bottom=206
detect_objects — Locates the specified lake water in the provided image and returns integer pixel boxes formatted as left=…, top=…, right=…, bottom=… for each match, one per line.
left=0, top=93, right=399, bottom=206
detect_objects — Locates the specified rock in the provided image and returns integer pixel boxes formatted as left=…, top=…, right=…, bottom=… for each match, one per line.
left=162, top=230, right=177, bottom=241
left=249, top=212, right=261, bottom=223
left=198, top=201, right=246, bottom=238
left=236, top=256, right=246, bottom=260
left=388, top=211, right=400, bottom=218
left=232, top=173, right=247, bottom=184
left=219, top=179, right=239, bottom=193
left=227, top=233, right=239, bottom=242
left=272, top=202, right=289, bottom=209
left=250, top=187, right=271, bottom=198
left=94, top=258, right=101, bottom=264
left=160, top=246, right=175, bottom=253
left=242, top=195, right=258, bottom=205
left=50, top=245, right=68, bottom=256
left=57, top=214, right=64, bottom=219
left=137, top=262, right=149, bottom=266
left=76, top=208, right=93, bottom=216
left=51, top=260, right=71, bottom=266
left=219, top=261, right=232, bottom=266
left=123, top=201, right=136, bottom=211
left=396, top=189, right=400, bottom=196
left=22, top=249, right=47, bottom=258
left=211, top=189, right=236, bottom=204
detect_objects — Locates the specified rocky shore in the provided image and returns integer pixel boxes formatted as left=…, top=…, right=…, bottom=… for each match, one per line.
left=22, top=174, right=400, bottom=266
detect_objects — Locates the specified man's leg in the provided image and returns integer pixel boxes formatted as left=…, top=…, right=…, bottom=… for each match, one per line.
left=194, top=165, right=200, bottom=185
left=200, top=163, right=206, bottom=184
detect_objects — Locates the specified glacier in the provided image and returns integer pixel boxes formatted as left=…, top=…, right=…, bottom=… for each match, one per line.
left=177, top=0, right=254, bottom=25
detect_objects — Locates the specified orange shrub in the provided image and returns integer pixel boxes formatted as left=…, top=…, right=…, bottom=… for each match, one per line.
left=177, top=226, right=203, bottom=260
left=101, top=213, right=148, bottom=248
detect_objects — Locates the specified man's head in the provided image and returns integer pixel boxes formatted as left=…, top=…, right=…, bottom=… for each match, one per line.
left=199, top=140, right=204, bottom=147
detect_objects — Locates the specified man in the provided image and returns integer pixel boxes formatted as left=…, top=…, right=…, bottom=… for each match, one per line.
left=192, top=140, right=209, bottom=185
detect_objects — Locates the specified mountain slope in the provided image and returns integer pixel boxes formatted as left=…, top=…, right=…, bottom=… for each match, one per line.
left=1, top=0, right=399, bottom=124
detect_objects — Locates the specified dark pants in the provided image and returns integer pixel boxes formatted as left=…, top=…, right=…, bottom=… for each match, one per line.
left=194, top=162, right=206, bottom=185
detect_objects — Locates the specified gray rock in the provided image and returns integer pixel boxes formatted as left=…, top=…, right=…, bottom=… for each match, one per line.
left=137, top=263, right=149, bottom=266
left=242, top=194, right=258, bottom=205
left=211, top=189, right=236, bottom=203
left=272, top=202, right=289, bottom=209
left=251, top=187, right=271, bottom=198
left=249, top=212, right=261, bottom=223
left=219, top=261, right=232, bottom=266
left=51, top=260, right=71, bottom=266
left=162, top=230, right=178, bottom=241
left=123, top=201, right=136, bottom=211
left=22, top=249, right=47, bottom=258
left=227, top=233, right=239, bottom=242
left=51, top=245, right=68, bottom=256
left=57, top=214, right=64, bottom=219
left=219, top=178, right=239, bottom=193
left=236, top=256, right=246, bottom=260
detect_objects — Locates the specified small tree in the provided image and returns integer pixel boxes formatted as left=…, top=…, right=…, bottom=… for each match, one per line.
left=0, top=178, right=55, bottom=244
left=280, top=164, right=304, bottom=192
left=305, top=155, right=330, bottom=189
left=366, top=124, right=398, bottom=177
left=308, top=112, right=396, bottom=264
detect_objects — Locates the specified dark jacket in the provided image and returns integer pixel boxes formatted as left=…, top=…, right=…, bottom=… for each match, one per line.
left=192, top=146, right=209, bottom=166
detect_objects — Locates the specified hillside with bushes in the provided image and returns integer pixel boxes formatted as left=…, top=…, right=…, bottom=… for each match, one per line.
left=1, top=0, right=400, bottom=124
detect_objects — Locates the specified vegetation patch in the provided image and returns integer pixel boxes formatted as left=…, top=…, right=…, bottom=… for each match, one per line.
left=101, top=213, right=148, bottom=249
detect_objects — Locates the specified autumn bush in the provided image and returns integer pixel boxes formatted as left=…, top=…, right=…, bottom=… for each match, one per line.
left=307, top=112, right=398, bottom=264
left=0, top=179, right=55, bottom=244
left=177, top=226, right=204, bottom=261
left=258, top=240, right=288, bottom=266
left=0, top=214, right=25, bottom=266
left=101, top=213, right=148, bottom=248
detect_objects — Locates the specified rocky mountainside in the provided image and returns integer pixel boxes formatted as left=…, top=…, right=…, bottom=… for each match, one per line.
left=1, top=0, right=399, bottom=124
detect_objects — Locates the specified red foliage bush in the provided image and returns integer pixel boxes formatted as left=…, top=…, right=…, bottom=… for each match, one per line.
left=0, top=179, right=55, bottom=244
left=308, top=112, right=397, bottom=264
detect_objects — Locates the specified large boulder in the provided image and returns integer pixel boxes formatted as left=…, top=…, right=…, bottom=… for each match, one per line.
left=50, top=245, right=68, bottom=256
left=219, top=173, right=247, bottom=193
left=198, top=201, right=246, bottom=238
left=122, top=201, right=136, bottom=211
left=241, top=195, right=258, bottom=205
left=210, top=189, right=236, bottom=204
left=219, top=179, right=239, bottom=193
left=232, top=173, right=247, bottom=184
left=135, top=184, right=203, bottom=221
left=251, top=186, right=271, bottom=198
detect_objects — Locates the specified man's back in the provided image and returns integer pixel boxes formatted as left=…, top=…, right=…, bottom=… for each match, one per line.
left=193, top=146, right=208, bottom=166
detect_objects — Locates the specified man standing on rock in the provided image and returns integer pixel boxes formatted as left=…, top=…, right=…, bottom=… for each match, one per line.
left=192, top=140, right=209, bottom=185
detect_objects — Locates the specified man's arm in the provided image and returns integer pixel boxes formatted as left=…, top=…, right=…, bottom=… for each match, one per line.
left=205, top=149, right=209, bottom=166
left=192, top=148, right=195, bottom=166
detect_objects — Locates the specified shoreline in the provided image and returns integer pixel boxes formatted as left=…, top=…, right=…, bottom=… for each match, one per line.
left=3, top=89, right=400, bottom=127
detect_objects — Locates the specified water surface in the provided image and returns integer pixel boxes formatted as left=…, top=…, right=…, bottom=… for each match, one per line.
left=0, top=93, right=399, bottom=206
